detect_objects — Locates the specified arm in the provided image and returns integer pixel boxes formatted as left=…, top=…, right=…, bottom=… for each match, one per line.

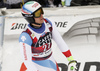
left=19, top=32, right=38, bottom=71
left=51, top=21, right=73, bottom=61
left=51, top=21, right=77, bottom=71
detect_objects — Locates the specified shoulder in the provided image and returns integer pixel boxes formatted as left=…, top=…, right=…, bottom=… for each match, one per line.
left=44, top=18, right=52, bottom=26
left=19, top=32, right=32, bottom=46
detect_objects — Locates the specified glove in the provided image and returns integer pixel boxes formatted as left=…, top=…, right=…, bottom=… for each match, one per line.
left=68, top=60, right=77, bottom=71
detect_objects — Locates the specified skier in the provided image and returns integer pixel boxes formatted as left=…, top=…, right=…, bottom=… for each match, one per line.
left=19, top=1, right=77, bottom=71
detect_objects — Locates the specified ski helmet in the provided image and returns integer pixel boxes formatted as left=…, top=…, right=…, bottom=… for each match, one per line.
left=21, top=1, right=44, bottom=24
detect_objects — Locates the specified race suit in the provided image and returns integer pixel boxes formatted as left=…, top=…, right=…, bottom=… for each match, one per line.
left=19, top=18, right=72, bottom=71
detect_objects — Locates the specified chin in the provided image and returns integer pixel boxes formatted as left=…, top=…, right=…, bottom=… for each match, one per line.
left=39, top=22, right=43, bottom=25
left=41, top=21, right=44, bottom=24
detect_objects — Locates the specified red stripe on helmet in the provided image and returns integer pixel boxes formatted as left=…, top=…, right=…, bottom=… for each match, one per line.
left=22, top=9, right=29, bottom=14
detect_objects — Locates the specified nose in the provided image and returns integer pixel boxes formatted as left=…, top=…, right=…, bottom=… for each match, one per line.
left=40, top=14, right=43, bottom=18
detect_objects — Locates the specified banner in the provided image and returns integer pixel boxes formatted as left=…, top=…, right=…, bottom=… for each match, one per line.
left=4, top=13, right=100, bottom=36
left=4, top=17, right=28, bottom=35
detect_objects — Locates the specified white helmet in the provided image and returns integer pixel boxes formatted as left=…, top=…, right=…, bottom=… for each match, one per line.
left=21, top=1, right=44, bottom=24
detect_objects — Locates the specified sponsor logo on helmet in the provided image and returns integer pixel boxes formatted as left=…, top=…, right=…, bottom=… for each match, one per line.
left=24, top=14, right=33, bottom=17
left=32, top=3, right=39, bottom=8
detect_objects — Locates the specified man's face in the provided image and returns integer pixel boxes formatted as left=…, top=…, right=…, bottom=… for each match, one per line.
left=34, top=14, right=44, bottom=24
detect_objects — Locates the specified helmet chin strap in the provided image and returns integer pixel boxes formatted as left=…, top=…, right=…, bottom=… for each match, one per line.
left=34, top=22, right=42, bottom=25
left=30, top=22, right=42, bottom=29
left=30, top=17, right=43, bottom=28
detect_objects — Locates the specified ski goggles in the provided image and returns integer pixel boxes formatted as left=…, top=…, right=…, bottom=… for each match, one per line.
left=33, top=7, right=44, bottom=18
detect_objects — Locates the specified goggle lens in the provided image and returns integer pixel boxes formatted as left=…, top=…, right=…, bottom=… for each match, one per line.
left=34, top=8, right=44, bottom=18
